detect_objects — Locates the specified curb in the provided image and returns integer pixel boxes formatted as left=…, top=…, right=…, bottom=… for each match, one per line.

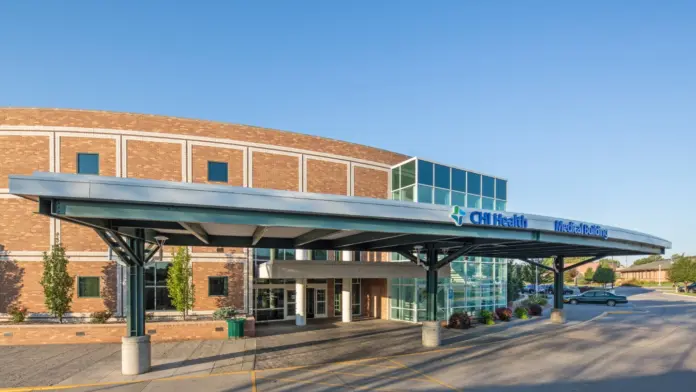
left=663, top=293, right=696, bottom=300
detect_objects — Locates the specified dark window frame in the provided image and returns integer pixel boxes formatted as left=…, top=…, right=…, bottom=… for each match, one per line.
left=77, top=276, right=101, bottom=298
left=76, top=153, right=100, bottom=175
left=208, top=276, right=229, bottom=297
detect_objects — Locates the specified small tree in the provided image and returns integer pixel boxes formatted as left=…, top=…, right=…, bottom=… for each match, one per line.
left=593, top=266, right=616, bottom=288
left=584, top=267, right=595, bottom=283
left=564, top=269, right=578, bottom=283
left=167, top=247, right=195, bottom=320
left=668, top=254, right=696, bottom=291
left=40, top=239, right=74, bottom=323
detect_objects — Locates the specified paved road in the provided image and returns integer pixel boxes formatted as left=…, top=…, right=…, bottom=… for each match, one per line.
left=2, top=287, right=695, bottom=391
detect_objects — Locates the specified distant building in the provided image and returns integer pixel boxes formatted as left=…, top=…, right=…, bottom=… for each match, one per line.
left=618, top=259, right=672, bottom=282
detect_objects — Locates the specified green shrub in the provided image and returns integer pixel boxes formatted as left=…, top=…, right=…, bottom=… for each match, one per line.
left=495, top=307, right=513, bottom=322
left=213, top=307, right=239, bottom=320
left=514, top=307, right=529, bottom=319
left=8, top=304, right=28, bottom=323
left=479, top=309, right=494, bottom=325
left=448, top=312, right=472, bottom=329
left=90, top=311, right=112, bottom=324
left=523, top=294, right=548, bottom=306
left=620, top=279, right=645, bottom=287
left=528, top=303, right=543, bottom=316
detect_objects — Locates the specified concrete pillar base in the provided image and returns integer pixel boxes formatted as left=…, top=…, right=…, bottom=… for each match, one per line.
left=422, top=321, right=441, bottom=347
left=122, top=335, right=151, bottom=375
left=550, top=309, right=566, bottom=324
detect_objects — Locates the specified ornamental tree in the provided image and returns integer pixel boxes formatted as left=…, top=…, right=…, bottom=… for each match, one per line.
left=40, top=239, right=74, bottom=323
left=167, top=247, right=195, bottom=320
left=593, top=266, right=616, bottom=288
left=668, top=254, right=696, bottom=290
left=584, top=267, right=595, bottom=283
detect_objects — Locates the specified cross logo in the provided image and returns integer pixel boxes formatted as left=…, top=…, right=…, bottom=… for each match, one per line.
left=450, top=205, right=466, bottom=226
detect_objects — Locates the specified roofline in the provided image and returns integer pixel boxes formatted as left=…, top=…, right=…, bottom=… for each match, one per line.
left=390, top=156, right=509, bottom=182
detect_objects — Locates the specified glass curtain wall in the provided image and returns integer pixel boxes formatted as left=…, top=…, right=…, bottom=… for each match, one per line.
left=389, top=158, right=509, bottom=321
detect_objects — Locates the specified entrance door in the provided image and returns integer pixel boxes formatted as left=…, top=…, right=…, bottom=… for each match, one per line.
left=306, top=288, right=315, bottom=318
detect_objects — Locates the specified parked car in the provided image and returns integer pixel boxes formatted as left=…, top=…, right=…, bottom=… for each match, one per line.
left=678, top=283, right=696, bottom=293
left=564, top=290, right=627, bottom=306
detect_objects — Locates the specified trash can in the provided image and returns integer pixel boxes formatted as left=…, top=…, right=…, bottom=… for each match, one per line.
left=226, top=318, right=246, bottom=339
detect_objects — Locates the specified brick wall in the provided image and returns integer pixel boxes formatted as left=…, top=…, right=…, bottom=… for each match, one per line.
left=126, top=140, right=182, bottom=181
left=362, top=278, right=388, bottom=320
left=69, top=262, right=118, bottom=313
left=193, top=262, right=245, bottom=311
left=59, top=136, right=117, bottom=252
left=0, top=135, right=50, bottom=188
left=251, top=151, right=299, bottom=191
left=353, top=166, right=389, bottom=199
left=306, top=159, right=348, bottom=195
left=12, top=262, right=46, bottom=312
left=0, top=108, right=408, bottom=165
left=0, top=198, right=50, bottom=252
left=0, top=318, right=256, bottom=345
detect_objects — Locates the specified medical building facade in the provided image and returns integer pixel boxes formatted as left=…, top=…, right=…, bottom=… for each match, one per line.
left=0, top=108, right=508, bottom=323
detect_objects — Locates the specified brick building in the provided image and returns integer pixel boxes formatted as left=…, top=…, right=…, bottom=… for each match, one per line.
left=618, top=259, right=672, bottom=283
left=0, top=108, right=509, bottom=322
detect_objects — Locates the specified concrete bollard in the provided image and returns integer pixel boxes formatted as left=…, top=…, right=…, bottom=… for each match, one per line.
left=550, top=309, right=566, bottom=324
left=122, top=335, right=151, bottom=375
left=422, top=321, right=441, bottom=347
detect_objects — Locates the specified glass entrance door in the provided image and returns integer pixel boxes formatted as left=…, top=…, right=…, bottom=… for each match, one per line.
left=306, top=288, right=315, bottom=318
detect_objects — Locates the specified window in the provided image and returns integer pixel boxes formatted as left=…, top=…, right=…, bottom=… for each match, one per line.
left=352, top=279, right=361, bottom=315
left=434, top=164, right=450, bottom=189
left=451, top=191, right=465, bottom=207
left=145, top=262, right=174, bottom=310
left=391, top=167, right=400, bottom=190
left=467, top=172, right=481, bottom=195
left=495, top=200, right=506, bottom=211
left=77, top=277, right=100, bottom=298
left=401, top=185, right=415, bottom=202
left=496, top=179, right=507, bottom=200
left=418, top=160, right=433, bottom=185
left=207, top=161, right=228, bottom=182
left=467, top=195, right=481, bottom=209
left=482, top=176, right=495, bottom=198
left=208, top=276, right=228, bottom=296
left=77, top=153, right=99, bottom=175
left=311, top=250, right=328, bottom=260
left=434, top=188, right=450, bottom=205
left=273, top=249, right=296, bottom=260
left=287, top=290, right=296, bottom=316
left=452, top=169, right=466, bottom=192
left=482, top=197, right=495, bottom=210
left=334, top=279, right=342, bottom=316
left=400, top=160, right=416, bottom=188
left=417, top=185, right=433, bottom=204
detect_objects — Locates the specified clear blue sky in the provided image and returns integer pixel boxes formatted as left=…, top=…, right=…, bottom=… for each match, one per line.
left=2, top=1, right=694, bottom=262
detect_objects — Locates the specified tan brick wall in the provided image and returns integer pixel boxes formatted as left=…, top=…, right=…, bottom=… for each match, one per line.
left=126, top=140, right=182, bottom=181
left=306, top=159, right=348, bottom=195
left=191, top=145, right=244, bottom=186
left=0, top=198, right=50, bottom=252
left=362, top=278, right=388, bottom=319
left=13, top=262, right=46, bottom=312
left=0, top=108, right=408, bottom=165
left=0, top=318, right=256, bottom=345
left=251, top=152, right=299, bottom=191
left=0, top=135, right=50, bottom=188
left=58, top=136, right=116, bottom=252
left=69, top=262, right=117, bottom=313
left=193, top=262, right=244, bottom=311
left=354, top=166, right=389, bottom=199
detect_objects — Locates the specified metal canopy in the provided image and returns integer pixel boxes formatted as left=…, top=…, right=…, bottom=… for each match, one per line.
left=10, top=173, right=670, bottom=259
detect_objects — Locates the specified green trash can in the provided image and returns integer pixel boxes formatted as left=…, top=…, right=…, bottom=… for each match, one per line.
left=226, top=318, right=246, bottom=339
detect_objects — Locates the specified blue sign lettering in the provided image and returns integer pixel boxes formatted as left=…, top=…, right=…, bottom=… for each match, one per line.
left=449, top=206, right=528, bottom=229
left=554, top=220, right=608, bottom=240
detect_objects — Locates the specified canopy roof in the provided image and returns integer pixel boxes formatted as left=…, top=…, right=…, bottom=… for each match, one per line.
left=9, top=173, right=670, bottom=259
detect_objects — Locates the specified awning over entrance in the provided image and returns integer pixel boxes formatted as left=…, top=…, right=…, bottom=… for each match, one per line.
left=9, top=173, right=670, bottom=259
left=258, top=260, right=451, bottom=279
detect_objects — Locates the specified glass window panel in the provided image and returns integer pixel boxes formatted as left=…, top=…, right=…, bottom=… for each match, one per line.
left=318, top=302, right=326, bottom=315
left=482, top=197, right=495, bottom=210
left=467, top=172, right=481, bottom=195
left=496, top=179, right=507, bottom=200
left=451, top=191, right=465, bottom=207
left=434, top=188, right=450, bottom=205
left=401, top=185, right=415, bottom=202
left=401, top=160, right=415, bottom=187
left=207, top=161, right=228, bottom=183
left=452, top=169, right=466, bottom=192
left=255, top=248, right=271, bottom=262
left=155, top=263, right=169, bottom=284
left=77, top=277, right=100, bottom=297
left=417, top=160, right=433, bottom=185
left=272, top=288, right=285, bottom=308
left=467, top=195, right=481, bottom=209
left=434, top=164, right=450, bottom=189
left=417, top=185, right=433, bottom=204
left=482, top=176, right=495, bottom=198
left=77, top=153, right=99, bottom=175
left=208, top=277, right=228, bottom=296
left=391, top=190, right=401, bottom=201
left=145, top=287, right=155, bottom=310
left=391, top=167, right=400, bottom=190
left=145, top=265, right=155, bottom=286
left=495, top=200, right=506, bottom=211
left=312, top=250, right=328, bottom=260
left=155, top=287, right=174, bottom=310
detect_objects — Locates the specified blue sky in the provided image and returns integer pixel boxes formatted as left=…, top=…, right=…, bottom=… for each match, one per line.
left=1, top=1, right=694, bottom=262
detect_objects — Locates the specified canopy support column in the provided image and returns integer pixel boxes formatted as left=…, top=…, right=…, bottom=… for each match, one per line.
left=551, top=256, right=566, bottom=324
left=422, top=244, right=441, bottom=347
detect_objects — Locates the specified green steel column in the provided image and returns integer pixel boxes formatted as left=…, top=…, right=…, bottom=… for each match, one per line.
left=425, top=246, right=438, bottom=321
left=126, top=229, right=146, bottom=337
left=553, top=256, right=565, bottom=310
